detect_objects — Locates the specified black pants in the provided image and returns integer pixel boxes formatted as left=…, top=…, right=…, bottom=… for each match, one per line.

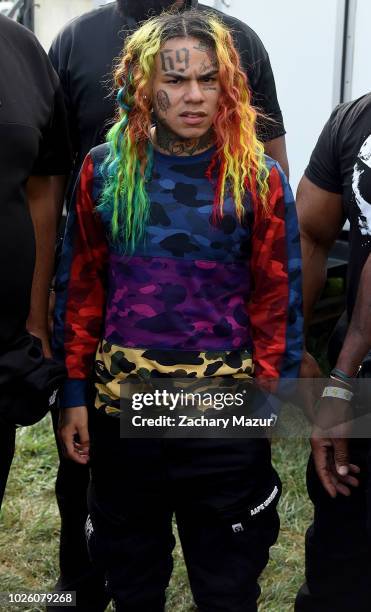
left=0, top=419, right=16, bottom=510
left=295, top=315, right=371, bottom=611
left=48, top=406, right=108, bottom=612
left=295, top=443, right=371, bottom=612
left=87, top=414, right=281, bottom=612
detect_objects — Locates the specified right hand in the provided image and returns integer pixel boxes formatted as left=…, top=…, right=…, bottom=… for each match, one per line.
left=300, top=350, right=323, bottom=378
left=311, top=425, right=360, bottom=498
left=58, top=406, right=90, bottom=465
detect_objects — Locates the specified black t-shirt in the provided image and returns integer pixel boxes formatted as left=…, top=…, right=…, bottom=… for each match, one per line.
left=49, top=1, right=285, bottom=192
left=0, top=15, right=71, bottom=349
left=305, top=93, right=371, bottom=317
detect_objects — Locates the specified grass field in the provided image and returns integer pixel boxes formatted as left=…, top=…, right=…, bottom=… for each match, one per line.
left=0, top=417, right=312, bottom=612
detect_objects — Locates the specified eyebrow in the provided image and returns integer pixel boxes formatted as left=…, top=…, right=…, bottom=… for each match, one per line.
left=163, top=69, right=219, bottom=80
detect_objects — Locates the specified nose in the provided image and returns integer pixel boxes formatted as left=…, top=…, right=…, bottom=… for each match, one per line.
left=183, top=79, right=205, bottom=103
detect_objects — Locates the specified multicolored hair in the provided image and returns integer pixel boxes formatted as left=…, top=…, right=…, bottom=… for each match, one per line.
left=98, top=9, right=270, bottom=252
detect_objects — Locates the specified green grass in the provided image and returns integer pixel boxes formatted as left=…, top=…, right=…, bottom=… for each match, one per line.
left=0, top=418, right=312, bottom=612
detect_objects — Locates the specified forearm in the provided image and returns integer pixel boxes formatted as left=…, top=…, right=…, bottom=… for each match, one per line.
left=301, top=232, right=328, bottom=332
left=26, top=176, right=60, bottom=342
left=336, top=253, right=371, bottom=376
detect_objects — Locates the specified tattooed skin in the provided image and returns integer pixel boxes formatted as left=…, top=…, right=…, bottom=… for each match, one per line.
left=156, top=121, right=214, bottom=156
left=156, top=90, right=171, bottom=113
left=193, top=41, right=217, bottom=68
left=160, top=48, right=190, bottom=73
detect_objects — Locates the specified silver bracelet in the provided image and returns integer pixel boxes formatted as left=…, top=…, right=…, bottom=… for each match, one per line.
left=322, top=386, right=353, bottom=402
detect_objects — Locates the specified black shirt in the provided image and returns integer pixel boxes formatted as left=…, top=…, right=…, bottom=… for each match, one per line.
left=49, top=1, right=285, bottom=192
left=305, top=93, right=371, bottom=317
left=0, top=15, right=71, bottom=348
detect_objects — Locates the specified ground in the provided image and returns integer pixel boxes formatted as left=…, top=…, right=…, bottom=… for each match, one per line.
left=0, top=418, right=311, bottom=612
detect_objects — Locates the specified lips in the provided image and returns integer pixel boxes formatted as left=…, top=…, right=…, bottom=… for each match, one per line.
left=180, top=112, right=207, bottom=117
left=179, top=112, right=207, bottom=125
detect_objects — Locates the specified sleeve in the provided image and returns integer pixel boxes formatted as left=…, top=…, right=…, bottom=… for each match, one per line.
left=53, top=153, right=108, bottom=407
left=31, top=83, right=72, bottom=176
left=49, top=29, right=79, bottom=156
left=235, top=25, right=285, bottom=142
left=248, top=163, right=303, bottom=379
left=304, top=105, right=343, bottom=193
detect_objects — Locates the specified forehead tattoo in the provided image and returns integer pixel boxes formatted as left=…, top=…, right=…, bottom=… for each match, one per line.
left=193, top=40, right=218, bottom=73
left=160, top=48, right=190, bottom=73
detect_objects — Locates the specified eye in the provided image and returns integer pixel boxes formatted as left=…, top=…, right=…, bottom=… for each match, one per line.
left=165, top=78, right=181, bottom=85
left=201, top=76, right=217, bottom=83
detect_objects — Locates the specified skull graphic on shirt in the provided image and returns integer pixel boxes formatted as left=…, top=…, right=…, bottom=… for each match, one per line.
left=352, top=134, right=371, bottom=240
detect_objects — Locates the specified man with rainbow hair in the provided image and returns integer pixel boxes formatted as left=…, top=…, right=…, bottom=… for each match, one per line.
left=54, top=10, right=302, bottom=611
left=49, top=2, right=288, bottom=607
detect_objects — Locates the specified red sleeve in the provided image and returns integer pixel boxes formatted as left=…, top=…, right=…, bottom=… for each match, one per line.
left=248, top=164, right=302, bottom=379
left=63, top=154, right=108, bottom=382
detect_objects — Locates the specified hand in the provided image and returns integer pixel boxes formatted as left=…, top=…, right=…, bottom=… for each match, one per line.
left=311, top=391, right=360, bottom=497
left=300, top=350, right=323, bottom=378
left=28, top=328, right=52, bottom=359
left=58, top=406, right=90, bottom=465
left=311, top=428, right=360, bottom=497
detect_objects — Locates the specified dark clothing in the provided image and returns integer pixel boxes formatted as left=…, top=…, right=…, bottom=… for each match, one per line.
left=48, top=1, right=285, bottom=198
left=0, top=14, right=70, bottom=350
left=305, top=93, right=371, bottom=318
left=47, top=407, right=109, bottom=612
left=0, top=422, right=15, bottom=508
left=295, top=444, right=371, bottom=612
left=87, top=413, right=281, bottom=612
left=0, top=15, right=70, bottom=511
left=296, top=315, right=371, bottom=611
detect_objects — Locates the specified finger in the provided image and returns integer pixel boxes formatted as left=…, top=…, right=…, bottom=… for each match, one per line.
left=76, top=423, right=90, bottom=457
left=312, top=447, right=337, bottom=498
left=339, top=474, right=359, bottom=487
left=333, top=438, right=350, bottom=476
left=349, top=463, right=361, bottom=474
left=61, top=427, right=78, bottom=461
left=329, top=473, right=351, bottom=496
left=74, top=440, right=90, bottom=449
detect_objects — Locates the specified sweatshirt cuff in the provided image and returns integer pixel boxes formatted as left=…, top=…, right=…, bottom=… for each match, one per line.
left=61, top=378, right=88, bottom=408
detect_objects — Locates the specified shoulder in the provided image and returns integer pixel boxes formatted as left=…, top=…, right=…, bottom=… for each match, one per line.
left=197, top=4, right=268, bottom=58
left=0, top=14, right=58, bottom=89
left=0, top=13, right=36, bottom=45
left=329, top=93, right=371, bottom=133
left=89, top=143, right=110, bottom=166
left=50, top=3, right=118, bottom=49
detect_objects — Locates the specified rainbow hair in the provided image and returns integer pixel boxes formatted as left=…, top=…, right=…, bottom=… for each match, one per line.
left=98, top=10, right=270, bottom=252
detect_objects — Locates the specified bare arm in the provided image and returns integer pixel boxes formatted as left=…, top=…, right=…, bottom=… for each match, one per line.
left=26, top=174, right=66, bottom=356
left=264, top=135, right=289, bottom=180
left=336, top=253, right=371, bottom=376
left=297, top=175, right=344, bottom=330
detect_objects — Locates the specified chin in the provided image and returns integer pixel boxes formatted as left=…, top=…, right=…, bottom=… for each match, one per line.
left=178, top=126, right=210, bottom=140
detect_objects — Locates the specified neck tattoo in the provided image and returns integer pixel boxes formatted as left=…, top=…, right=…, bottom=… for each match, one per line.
left=155, top=123, right=214, bottom=156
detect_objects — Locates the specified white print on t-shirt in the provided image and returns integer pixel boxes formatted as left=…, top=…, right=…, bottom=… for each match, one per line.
left=352, top=133, right=371, bottom=236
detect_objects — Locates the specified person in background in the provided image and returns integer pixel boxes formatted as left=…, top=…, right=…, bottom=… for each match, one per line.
left=48, top=1, right=289, bottom=608
left=55, top=10, right=302, bottom=611
left=0, top=14, right=70, bottom=510
left=296, top=93, right=371, bottom=612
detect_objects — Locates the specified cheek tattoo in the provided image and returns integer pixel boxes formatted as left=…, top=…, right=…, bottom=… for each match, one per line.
left=157, top=90, right=171, bottom=113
